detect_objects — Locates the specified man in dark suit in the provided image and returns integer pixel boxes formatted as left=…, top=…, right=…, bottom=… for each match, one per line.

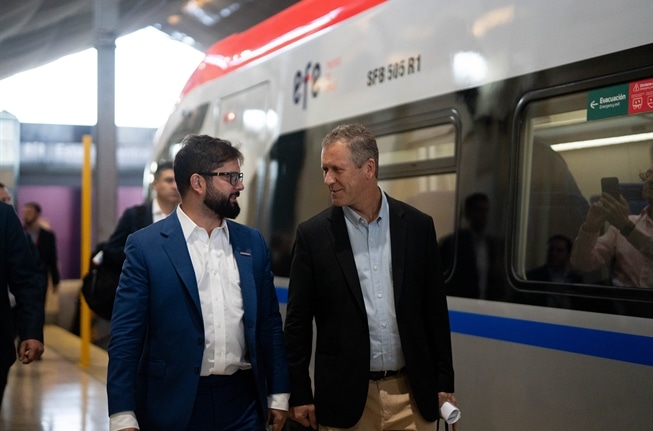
left=526, top=234, right=583, bottom=283
left=439, top=192, right=504, bottom=300
left=102, top=161, right=180, bottom=274
left=107, top=135, right=290, bottom=431
left=1, top=202, right=45, bottom=407
left=284, top=124, right=457, bottom=430
left=22, top=202, right=60, bottom=293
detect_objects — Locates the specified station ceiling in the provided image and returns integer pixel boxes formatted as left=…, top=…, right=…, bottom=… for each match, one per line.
left=0, top=0, right=298, bottom=80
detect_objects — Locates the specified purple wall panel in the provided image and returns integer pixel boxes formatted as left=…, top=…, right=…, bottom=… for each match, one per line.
left=15, top=186, right=145, bottom=279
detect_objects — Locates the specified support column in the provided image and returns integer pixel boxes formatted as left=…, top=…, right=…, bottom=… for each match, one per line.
left=94, top=0, right=118, bottom=241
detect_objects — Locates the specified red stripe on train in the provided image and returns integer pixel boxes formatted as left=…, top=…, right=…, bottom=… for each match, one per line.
left=179, top=0, right=386, bottom=99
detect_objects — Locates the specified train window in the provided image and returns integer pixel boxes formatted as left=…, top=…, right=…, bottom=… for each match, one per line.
left=377, top=125, right=455, bottom=165
left=377, top=124, right=457, bottom=240
left=515, top=78, right=653, bottom=293
left=379, top=173, right=456, bottom=240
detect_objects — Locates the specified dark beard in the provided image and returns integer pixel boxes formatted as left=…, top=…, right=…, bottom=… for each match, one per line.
left=204, top=189, right=241, bottom=219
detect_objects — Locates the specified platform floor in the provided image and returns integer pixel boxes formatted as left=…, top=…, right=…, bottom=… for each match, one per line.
left=1, top=325, right=109, bottom=431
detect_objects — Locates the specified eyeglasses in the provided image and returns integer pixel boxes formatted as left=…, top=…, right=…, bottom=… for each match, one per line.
left=198, top=171, right=244, bottom=186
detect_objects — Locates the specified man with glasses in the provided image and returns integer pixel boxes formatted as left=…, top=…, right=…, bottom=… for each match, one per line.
left=571, top=165, right=653, bottom=288
left=107, top=134, right=289, bottom=431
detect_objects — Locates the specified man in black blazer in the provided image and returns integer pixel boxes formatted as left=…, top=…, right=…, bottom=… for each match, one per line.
left=1, top=202, right=45, bottom=407
left=102, top=161, right=180, bottom=274
left=284, top=124, right=457, bottom=430
left=22, top=202, right=60, bottom=293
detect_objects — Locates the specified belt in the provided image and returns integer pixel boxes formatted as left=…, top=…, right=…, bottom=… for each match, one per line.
left=369, top=367, right=406, bottom=381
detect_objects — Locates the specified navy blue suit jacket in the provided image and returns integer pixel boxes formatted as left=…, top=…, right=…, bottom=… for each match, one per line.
left=107, top=210, right=289, bottom=430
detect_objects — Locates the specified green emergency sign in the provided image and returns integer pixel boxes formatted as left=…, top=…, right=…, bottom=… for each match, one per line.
left=587, top=84, right=629, bottom=120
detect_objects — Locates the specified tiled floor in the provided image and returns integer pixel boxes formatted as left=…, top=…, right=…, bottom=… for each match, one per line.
left=1, top=325, right=109, bottom=431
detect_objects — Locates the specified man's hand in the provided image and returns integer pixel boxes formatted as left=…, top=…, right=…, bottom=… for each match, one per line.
left=600, top=193, right=630, bottom=230
left=267, top=408, right=289, bottom=431
left=289, top=404, right=317, bottom=429
left=18, top=339, right=44, bottom=364
left=438, top=392, right=460, bottom=431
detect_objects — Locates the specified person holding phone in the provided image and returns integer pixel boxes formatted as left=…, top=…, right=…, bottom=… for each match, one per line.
left=570, top=166, right=653, bottom=288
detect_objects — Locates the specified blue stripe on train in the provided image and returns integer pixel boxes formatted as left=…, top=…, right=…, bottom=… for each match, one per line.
left=276, top=287, right=288, bottom=304
left=449, top=310, right=653, bottom=367
left=276, top=287, right=652, bottom=367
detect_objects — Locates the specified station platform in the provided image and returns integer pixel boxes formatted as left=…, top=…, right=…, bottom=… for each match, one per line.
left=1, top=324, right=109, bottom=431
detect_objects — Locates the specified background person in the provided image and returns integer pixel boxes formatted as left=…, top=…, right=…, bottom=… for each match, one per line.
left=102, top=161, right=180, bottom=274
left=570, top=166, right=653, bottom=288
left=0, top=182, right=12, bottom=204
left=73, top=162, right=180, bottom=340
left=284, top=124, right=457, bottom=431
left=107, top=134, right=289, bottom=431
left=21, top=202, right=60, bottom=294
left=439, top=192, right=504, bottom=300
left=526, top=234, right=583, bottom=283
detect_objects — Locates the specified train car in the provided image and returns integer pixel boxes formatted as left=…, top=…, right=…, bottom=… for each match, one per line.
left=149, top=0, right=653, bottom=429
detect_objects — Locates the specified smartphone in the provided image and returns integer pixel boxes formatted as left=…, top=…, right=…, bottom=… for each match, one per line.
left=600, top=177, right=620, bottom=199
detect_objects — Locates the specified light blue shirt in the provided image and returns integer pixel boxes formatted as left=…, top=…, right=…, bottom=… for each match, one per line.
left=343, top=190, right=405, bottom=372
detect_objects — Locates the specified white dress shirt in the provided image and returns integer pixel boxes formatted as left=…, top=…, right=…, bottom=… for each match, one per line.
left=151, top=198, right=169, bottom=223
left=177, top=205, right=249, bottom=375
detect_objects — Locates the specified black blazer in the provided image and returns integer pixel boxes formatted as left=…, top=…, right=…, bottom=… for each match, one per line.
left=0, top=203, right=44, bottom=371
left=102, top=203, right=153, bottom=272
left=284, top=195, right=454, bottom=428
left=33, top=227, right=60, bottom=286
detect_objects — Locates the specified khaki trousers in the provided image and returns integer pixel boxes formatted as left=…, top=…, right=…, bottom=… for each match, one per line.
left=319, top=375, right=436, bottom=431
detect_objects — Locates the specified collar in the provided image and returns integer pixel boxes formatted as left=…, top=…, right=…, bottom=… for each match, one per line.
left=342, top=187, right=388, bottom=226
left=176, top=205, right=229, bottom=243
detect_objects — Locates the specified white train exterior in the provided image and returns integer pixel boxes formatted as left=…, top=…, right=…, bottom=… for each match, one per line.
left=151, top=0, right=653, bottom=429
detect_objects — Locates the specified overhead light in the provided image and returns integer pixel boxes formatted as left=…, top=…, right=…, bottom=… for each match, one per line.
left=551, top=132, right=653, bottom=151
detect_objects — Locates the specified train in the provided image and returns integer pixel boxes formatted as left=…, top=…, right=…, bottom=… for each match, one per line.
left=148, top=0, right=653, bottom=429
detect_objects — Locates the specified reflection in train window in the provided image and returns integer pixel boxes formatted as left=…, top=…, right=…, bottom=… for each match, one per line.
left=379, top=173, right=456, bottom=240
left=377, top=124, right=457, bottom=241
left=377, top=124, right=455, bottom=165
left=515, top=81, right=653, bottom=290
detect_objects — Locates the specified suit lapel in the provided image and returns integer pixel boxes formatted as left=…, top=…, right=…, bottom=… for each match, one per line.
left=159, top=212, right=202, bottom=316
left=328, top=206, right=366, bottom=315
